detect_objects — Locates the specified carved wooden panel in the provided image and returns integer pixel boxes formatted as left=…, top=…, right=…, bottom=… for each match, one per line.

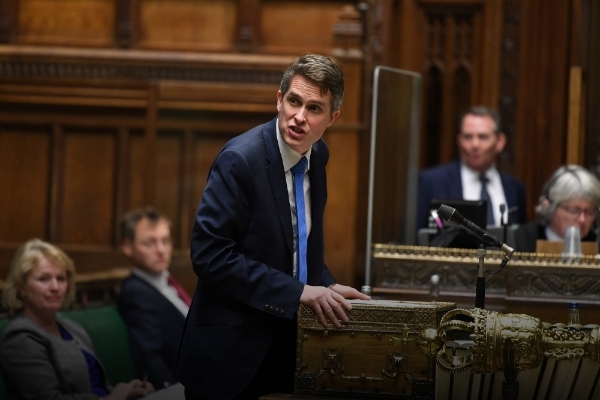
left=61, top=130, right=117, bottom=245
left=419, top=3, right=484, bottom=167
left=137, top=0, right=237, bottom=51
left=18, top=0, right=116, bottom=47
left=261, top=1, right=343, bottom=54
left=0, top=129, right=50, bottom=242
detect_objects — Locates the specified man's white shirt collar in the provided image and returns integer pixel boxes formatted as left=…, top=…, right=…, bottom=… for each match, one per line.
left=131, top=268, right=189, bottom=316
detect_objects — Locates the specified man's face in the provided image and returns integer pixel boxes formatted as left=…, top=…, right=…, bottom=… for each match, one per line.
left=457, top=114, right=506, bottom=172
left=122, top=218, right=172, bottom=274
left=277, top=75, right=340, bottom=155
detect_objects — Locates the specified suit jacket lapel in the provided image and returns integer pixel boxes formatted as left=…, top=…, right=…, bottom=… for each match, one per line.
left=264, top=119, right=294, bottom=256
left=449, top=161, right=464, bottom=198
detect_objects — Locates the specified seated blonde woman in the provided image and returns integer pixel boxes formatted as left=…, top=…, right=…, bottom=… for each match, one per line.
left=0, top=239, right=155, bottom=400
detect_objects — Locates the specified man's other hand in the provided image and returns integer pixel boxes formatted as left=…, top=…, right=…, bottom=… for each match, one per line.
left=299, top=285, right=371, bottom=328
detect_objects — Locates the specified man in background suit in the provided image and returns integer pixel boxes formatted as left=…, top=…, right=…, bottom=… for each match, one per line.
left=177, top=54, right=370, bottom=400
left=417, top=105, right=527, bottom=231
left=118, top=207, right=191, bottom=391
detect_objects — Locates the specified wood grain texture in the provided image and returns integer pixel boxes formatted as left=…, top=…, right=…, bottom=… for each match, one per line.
left=18, top=0, right=116, bottom=47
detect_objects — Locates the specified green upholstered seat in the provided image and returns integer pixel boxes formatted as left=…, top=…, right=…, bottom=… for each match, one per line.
left=0, top=305, right=137, bottom=398
left=58, top=305, right=137, bottom=385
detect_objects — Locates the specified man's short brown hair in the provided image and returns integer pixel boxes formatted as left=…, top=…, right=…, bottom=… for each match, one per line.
left=279, top=53, right=345, bottom=112
left=120, top=207, right=171, bottom=242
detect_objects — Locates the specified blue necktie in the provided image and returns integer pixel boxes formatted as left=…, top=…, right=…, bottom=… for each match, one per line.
left=480, top=174, right=495, bottom=226
left=291, top=157, right=308, bottom=284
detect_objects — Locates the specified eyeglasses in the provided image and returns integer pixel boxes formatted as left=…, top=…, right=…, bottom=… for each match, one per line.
left=558, top=205, right=599, bottom=219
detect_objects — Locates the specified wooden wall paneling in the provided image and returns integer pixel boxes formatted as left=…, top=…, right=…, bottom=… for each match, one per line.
left=514, top=0, right=572, bottom=220
left=177, top=129, right=195, bottom=250
left=49, top=123, right=64, bottom=243
left=583, top=0, right=600, bottom=175
left=237, top=0, right=261, bottom=52
left=127, top=131, right=147, bottom=211
left=0, top=128, right=50, bottom=243
left=0, top=0, right=18, bottom=43
left=117, top=0, right=137, bottom=48
left=260, top=1, right=347, bottom=55
left=60, top=129, right=117, bottom=246
left=114, top=126, right=129, bottom=244
left=136, top=0, right=238, bottom=52
left=497, top=0, right=522, bottom=175
left=566, top=66, right=584, bottom=165
left=323, top=56, right=363, bottom=287
left=144, top=84, right=157, bottom=206
left=156, top=131, right=183, bottom=248
left=323, top=128, right=359, bottom=286
left=439, top=11, right=456, bottom=165
left=477, top=0, right=502, bottom=107
left=158, top=81, right=278, bottom=113
left=420, top=12, right=445, bottom=168
left=190, top=133, right=230, bottom=218
left=17, top=0, right=117, bottom=47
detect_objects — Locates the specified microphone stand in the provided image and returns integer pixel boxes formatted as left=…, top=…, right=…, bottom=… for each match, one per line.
left=500, top=204, right=507, bottom=244
left=475, top=244, right=486, bottom=309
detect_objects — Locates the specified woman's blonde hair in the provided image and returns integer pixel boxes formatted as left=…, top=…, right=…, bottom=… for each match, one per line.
left=2, top=239, right=76, bottom=311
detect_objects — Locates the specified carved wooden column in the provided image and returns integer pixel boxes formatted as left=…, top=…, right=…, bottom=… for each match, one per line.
left=237, top=0, right=261, bottom=52
left=117, top=0, right=136, bottom=48
left=327, top=4, right=366, bottom=287
left=0, top=0, right=17, bottom=43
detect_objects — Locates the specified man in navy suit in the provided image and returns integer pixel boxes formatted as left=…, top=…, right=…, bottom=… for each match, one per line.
left=118, top=207, right=191, bottom=391
left=177, top=54, right=370, bottom=400
left=417, top=106, right=527, bottom=231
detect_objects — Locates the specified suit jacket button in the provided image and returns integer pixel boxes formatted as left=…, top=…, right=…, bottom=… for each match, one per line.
left=264, top=304, right=269, bottom=310
left=279, top=310, right=285, bottom=316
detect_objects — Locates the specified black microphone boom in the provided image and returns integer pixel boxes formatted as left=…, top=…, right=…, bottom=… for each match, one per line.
left=437, top=204, right=514, bottom=259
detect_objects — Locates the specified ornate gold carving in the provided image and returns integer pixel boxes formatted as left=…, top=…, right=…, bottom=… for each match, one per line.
left=297, top=301, right=455, bottom=333
left=434, top=308, right=600, bottom=374
left=373, top=244, right=600, bottom=302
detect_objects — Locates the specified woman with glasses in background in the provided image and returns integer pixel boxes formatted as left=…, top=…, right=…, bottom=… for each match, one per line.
left=514, top=165, right=600, bottom=252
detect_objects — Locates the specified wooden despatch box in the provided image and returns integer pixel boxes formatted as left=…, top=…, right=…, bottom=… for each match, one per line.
left=295, top=300, right=455, bottom=399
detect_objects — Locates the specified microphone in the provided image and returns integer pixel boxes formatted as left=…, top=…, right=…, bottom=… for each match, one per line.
left=437, top=204, right=514, bottom=266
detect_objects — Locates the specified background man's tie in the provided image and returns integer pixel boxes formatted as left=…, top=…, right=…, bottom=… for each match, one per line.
left=291, top=157, right=308, bottom=284
left=479, top=173, right=495, bottom=226
left=167, top=275, right=192, bottom=306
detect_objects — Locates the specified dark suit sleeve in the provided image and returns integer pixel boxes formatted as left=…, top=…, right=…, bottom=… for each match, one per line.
left=191, top=148, right=305, bottom=319
left=515, top=180, right=528, bottom=225
left=118, top=286, right=176, bottom=389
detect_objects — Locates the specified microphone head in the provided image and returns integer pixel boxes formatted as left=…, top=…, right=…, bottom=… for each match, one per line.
left=437, top=204, right=456, bottom=222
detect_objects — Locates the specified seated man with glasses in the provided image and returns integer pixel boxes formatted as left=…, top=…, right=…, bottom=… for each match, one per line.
left=514, top=165, right=600, bottom=252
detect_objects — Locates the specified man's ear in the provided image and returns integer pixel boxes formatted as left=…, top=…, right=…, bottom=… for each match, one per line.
left=495, top=132, right=507, bottom=153
left=327, top=110, right=341, bottom=127
left=122, top=239, right=134, bottom=257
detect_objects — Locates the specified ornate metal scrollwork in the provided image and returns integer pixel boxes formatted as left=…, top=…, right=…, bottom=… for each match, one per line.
left=432, top=308, right=600, bottom=374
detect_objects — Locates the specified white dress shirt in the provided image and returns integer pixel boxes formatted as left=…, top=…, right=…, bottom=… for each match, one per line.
left=276, top=119, right=312, bottom=279
left=461, top=163, right=508, bottom=226
left=131, top=268, right=189, bottom=316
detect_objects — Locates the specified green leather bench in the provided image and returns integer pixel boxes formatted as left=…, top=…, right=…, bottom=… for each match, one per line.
left=0, top=305, right=137, bottom=398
